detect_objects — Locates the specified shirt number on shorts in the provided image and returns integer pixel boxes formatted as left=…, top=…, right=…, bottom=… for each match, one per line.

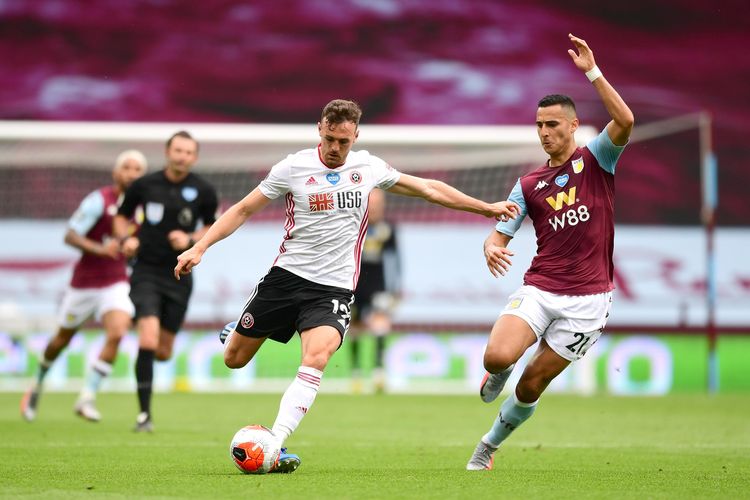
left=331, top=298, right=352, bottom=330
left=565, top=332, right=592, bottom=356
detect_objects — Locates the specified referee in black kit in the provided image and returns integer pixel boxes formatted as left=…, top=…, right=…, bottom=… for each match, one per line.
left=113, top=131, right=218, bottom=432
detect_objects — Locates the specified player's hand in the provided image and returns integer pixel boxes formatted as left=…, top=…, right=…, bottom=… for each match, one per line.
left=174, top=246, right=203, bottom=280
left=489, top=201, right=520, bottom=222
left=168, top=230, right=192, bottom=251
left=567, top=33, right=596, bottom=72
left=484, top=243, right=514, bottom=277
left=99, top=239, right=121, bottom=259
left=120, top=236, right=139, bottom=258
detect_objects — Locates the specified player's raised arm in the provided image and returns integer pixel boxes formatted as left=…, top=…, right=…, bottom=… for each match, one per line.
left=567, top=33, right=634, bottom=146
left=387, top=173, right=520, bottom=221
left=174, top=187, right=271, bottom=279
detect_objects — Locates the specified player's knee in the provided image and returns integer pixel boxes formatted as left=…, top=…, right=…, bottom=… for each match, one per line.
left=515, top=374, right=549, bottom=403
left=224, top=350, right=248, bottom=369
left=301, top=352, right=331, bottom=371
left=155, top=348, right=171, bottom=362
left=483, top=347, right=515, bottom=373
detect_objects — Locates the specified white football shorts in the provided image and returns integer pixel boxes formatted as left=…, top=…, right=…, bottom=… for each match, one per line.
left=500, top=285, right=613, bottom=362
left=57, top=281, right=134, bottom=329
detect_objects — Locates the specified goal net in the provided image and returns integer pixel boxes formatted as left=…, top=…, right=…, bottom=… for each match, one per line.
left=0, top=121, right=596, bottom=221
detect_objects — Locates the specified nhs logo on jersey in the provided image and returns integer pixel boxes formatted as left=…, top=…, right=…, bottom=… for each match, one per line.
left=326, top=173, right=340, bottom=185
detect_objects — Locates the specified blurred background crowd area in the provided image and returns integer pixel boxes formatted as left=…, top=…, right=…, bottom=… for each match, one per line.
left=0, top=0, right=747, bottom=225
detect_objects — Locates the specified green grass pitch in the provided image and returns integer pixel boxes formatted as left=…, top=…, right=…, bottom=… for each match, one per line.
left=1, top=392, right=748, bottom=499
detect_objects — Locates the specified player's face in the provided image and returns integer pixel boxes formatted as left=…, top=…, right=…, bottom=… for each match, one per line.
left=536, top=104, right=579, bottom=158
left=165, top=136, right=199, bottom=176
left=318, top=119, right=358, bottom=168
left=113, top=159, right=146, bottom=191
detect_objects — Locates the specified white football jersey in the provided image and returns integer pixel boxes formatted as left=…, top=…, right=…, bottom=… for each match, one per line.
left=259, top=146, right=401, bottom=290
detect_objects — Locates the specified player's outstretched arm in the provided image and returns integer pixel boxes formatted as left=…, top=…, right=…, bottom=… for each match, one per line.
left=174, top=187, right=271, bottom=279
left=484, top=229, right=514, bottom=278
left=388, top=173, right=520, bottom=221
left=567, top=33, right=634, bottom=146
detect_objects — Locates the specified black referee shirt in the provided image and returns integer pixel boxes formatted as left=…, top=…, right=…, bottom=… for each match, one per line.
left=118, top=169, right=218, bottom=269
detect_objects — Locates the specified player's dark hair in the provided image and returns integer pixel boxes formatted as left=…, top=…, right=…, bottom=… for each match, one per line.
left=166, top=130, right=199, bottom=152
left=321, top=99, right=362, bottom=128
left=538, top=94, right=577, bottom=113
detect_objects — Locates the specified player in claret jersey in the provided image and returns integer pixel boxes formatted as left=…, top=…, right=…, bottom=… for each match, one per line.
left=21, top=150, right=147, bottom=423
left=174, top=98, right=521, bottom=472
left=466, top=34, right=634, bottom=471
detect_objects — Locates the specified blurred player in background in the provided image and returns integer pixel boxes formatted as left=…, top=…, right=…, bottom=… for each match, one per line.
left=466, top=34, right=634, bottom=470
left=114, top=131, right=218, bottom=432
left=21, top=150, right=148, bottom=422
left=174, top=99, right=520, bottom=473
left=349, top=188, right=400, bottom=393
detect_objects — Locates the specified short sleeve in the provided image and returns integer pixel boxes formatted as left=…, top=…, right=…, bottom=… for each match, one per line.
left=68, top=190, right=105, bottom=236
left=118, top=177, right=143, bottom=218
left=587, top=127, right=627, bottom=174
left=259, top=156, right=293, bottom=199
left=370, top=155, right=401, bottom=190
left=495, top=179, right=527, bottom=237
left=200, top=184, right=219, bottom=225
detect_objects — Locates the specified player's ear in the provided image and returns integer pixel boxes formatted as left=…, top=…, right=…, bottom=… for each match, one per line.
left=317, top=121, right=322, bottom=134
left=354, top=128, right=359, bottom=142
left=570, top=117, right=579, bottom=134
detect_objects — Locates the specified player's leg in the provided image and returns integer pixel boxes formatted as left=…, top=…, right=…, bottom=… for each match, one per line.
left=367, top=309, right=391, bottom=393
left=21, top=326, right=78, bottom=422
left=133, top=315, right=159, bottom=431
left=76, top=283, right=134, bottom=422
left=271, top=325, right=339, bottom=444
left=479, top=314, right=537, bottom=404
left=268, top=324, right=340, bottom=473
left=468, top=340, right=567, bottom=470
left=22, top=287, right=93, bottom=421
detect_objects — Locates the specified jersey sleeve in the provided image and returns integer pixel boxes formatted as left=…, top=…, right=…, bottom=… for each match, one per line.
left=259, top=156, right=292, bottom=199
left=370, top=154, right=401, bottom=190
left=200, top=184, right=219, bottom=225
left=118, top=177, right=143, bottom=218
left=494, top=179, right=527, bottom=237
left=68, top=190, right=105, bottom=236
left=587, top=127, right=627, bottom=174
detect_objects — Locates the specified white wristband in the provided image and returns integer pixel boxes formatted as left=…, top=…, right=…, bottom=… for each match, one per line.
left=585, top=65, right=603, bottom=83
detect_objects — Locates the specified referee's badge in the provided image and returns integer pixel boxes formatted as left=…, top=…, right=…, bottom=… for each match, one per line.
left=182, top=186, right=198, bottom=202
left=145, top=202, right=164, bottom=224
left=240, top=312, right=255, bottom=329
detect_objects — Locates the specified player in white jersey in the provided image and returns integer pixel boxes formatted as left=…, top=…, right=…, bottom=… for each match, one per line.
left=174, top=99, right=520, bottom=473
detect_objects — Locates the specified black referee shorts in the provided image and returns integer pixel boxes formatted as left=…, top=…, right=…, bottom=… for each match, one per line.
left=130, top=264, right=193, bottom=334
left=235, top=266, right=354, bottom=345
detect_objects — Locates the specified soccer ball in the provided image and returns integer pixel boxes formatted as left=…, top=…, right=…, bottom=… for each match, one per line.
left=230, top=425, right=280, bottom=474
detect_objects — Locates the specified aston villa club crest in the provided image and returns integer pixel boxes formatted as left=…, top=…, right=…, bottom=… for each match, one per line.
left=572, top=157, right=584, bottom=174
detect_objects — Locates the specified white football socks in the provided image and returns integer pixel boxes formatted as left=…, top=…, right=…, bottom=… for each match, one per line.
left=271, top=366, right=322, bottom=446
left=83, top=359, right=113, bottom=396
